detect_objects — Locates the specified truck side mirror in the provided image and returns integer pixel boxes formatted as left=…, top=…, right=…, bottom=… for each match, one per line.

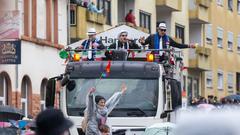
left=160, top=111, right=167, bottom=118
left=45, top=78, right=56, bottom=108
left=67, top=80, right=76, bottom=92
left=160, top=110, right=174, bottom=119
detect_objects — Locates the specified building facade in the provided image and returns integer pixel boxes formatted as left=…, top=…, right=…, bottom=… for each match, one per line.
left=0, top=0, right=68, bottom=117
left=204, top=0, right=240, bottom=98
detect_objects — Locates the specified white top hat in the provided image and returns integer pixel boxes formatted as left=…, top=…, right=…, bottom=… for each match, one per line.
left=118, top=30, right=128, bottom=38
left=87, top=28, right=97, bottom=35
left=159, top=23, right=167, bottom=29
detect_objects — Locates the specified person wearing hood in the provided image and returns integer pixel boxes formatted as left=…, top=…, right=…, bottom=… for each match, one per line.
left=84, top=83, right=127, bottom=135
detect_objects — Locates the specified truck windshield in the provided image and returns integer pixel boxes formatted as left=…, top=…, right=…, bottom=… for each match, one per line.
left=66, top=78, right=158, bottom=117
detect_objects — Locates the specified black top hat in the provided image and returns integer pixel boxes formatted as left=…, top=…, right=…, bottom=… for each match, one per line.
left=35, top=109, right=73, bottom=135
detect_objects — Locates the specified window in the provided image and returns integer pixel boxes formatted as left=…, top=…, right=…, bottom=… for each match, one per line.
left=238, top=35, right=240, bottom=52
left=139, top=11, right=151, bottom=33
left=0, top=74, right=8, bottom=105
left=228, top=0, right=233, bottom=11
left=206, top=24, right=213, bottom=44
left=183, top=75, right=186, bottom=91
left=70, top=5, right=76, bottom=25
left=193, top=79, right=199, bottom=98
left=217, top=70, right=224, bottom=90
left=217, top=0, right=223, bottom=6
left=175, top=24, right=185, bottom=44
left=237, top=73, right=240, bottom=94
left=40, top=79, right=48, bottom=111
left=67, top=79, right=158, bottom=117
left=217, top=27, right=223, bottom=48
left=97, top=0, right=111, bottom=25
left=227, top=32, right=233, bottom=51
left=206, top=71, right=213, bottom=88
left=0, top=72, right=11, bottom=105
left=21, top=76, right=32, bottom=117
left=188, top=77, right=193, bottom=101
left=238, top=0, right=240, bottom=14
left=227, top=73, right=234, bottom=92
left=37, top=0, right=47, bottom=39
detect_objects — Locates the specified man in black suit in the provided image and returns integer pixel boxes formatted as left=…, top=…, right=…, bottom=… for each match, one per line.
left=105, top=30, right=140, bottom=60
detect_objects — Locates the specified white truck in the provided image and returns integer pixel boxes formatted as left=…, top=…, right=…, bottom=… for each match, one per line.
left=45, top=49, right=183, bottom=135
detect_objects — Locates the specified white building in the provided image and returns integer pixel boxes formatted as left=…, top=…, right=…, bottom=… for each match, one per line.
left=0, top=0, right=68, bottom=117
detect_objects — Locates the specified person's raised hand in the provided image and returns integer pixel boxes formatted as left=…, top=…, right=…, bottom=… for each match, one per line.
left=89, top=87, right=96, bottom=94
left=120, top=83, right=127, bottom=94
left=189, top=43, right=198, bottom=48
left=92, top=43, right=99, bottom=48
left=139, top=37, right=145, bottom=44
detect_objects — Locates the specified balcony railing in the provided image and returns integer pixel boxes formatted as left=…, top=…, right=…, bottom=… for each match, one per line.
left=86, top=11, right=106, bottom=25
left=197, top=0, right=211, bottom=8
left=189, top=0, right=211, bottom=24
left=189, top=46, right=211, bottom=71
left=118, top=22, right=150, bottom=33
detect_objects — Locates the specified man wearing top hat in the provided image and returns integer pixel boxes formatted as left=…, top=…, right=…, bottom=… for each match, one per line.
left=105, top=30, right=140, bottom=60
left=79, top=28, right=105, bottom=61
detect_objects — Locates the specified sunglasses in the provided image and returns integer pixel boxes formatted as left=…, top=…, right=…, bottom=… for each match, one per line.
left=121, top=34, right=128, bottom=37
left=160, top=29, right=166, bottom=32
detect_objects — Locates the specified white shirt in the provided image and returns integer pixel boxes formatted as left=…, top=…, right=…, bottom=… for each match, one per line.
left=88, top=42, right=92, bottom=59
left=159, top=37, right=163, bottom=55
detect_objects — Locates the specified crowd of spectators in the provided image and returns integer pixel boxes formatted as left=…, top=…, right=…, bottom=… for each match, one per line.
left=190, top=95, right=240, bottom=106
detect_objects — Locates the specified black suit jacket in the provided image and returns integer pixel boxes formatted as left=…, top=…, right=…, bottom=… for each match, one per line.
left=108, top=41, right=140, bottom=49
left=105, top=41, right=140, bottom=60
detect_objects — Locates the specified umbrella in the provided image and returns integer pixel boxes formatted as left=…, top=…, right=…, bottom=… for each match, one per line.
left=197, top=104, right=216, bottom=112
left=143, top=122, right=176, bottom=135
left=0, top=105, right=24, bottom=122
left=197, top=104, right=216, bottom=109
left=223, top=94, right=240, bottom=101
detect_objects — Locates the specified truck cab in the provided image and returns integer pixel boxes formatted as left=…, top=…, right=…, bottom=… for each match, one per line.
left=45, top=51, right=182, bottom=135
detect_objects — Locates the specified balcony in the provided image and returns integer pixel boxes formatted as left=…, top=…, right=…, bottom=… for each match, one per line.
left=197, top=0, right=211, bottom=8
left=189, top=0, right=211, bottom=24
left=189, top=46, right=211, bottom=71
left=86, top=11, right=106, bottom=25
left=156, top=0, right=182, bottom=12
left=118, top=22, right=150, bottom=33
left=70, top=6, right=107, bottom=42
